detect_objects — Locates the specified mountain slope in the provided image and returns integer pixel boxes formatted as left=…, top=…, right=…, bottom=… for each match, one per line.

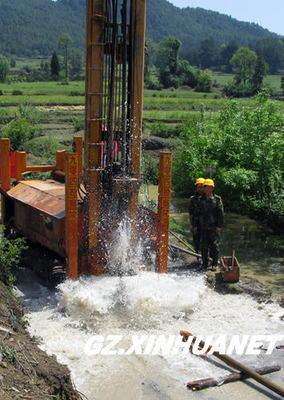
left=0, top=0, right=279, bottom=57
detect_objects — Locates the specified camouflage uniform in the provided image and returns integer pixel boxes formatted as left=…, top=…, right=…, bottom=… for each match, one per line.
left=199, top=195, right=224, bottom=269
left=188, top=194, right=203, bottom=253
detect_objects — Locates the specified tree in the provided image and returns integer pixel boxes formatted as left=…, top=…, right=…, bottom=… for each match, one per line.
left=230, top=47, right=257, bottom=85
left=156, top=37, right=182, bottom=88
left=50, top=51, right=60, bottom=80
left=40, top=60, right=50, bottom=77
left=255, top=38, right=284, bottom=73
left=219, top=41, right=239, bottom=72
left=69, top=49, right=83, bottom=80
left=281, top=76, right=284, bottom=96
left=177, top=59, right=198, bottom=88
left=251, top=54, right=268, bottom=93
left=156, top=37, right=181, bottom=74
left=198, top=37, right=217, bottom=69
left=58, top=34, right=72, bottom=82
left=196, top=70, right=212, bottom=92
left=0, top=55, right=10, bottom=82
left=10, top=58, right=16, bottom=68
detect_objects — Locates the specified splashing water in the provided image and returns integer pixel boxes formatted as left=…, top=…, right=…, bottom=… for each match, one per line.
left=105, top=219, right=144, bottom=276
left=20, top=221, right=284, bottom=400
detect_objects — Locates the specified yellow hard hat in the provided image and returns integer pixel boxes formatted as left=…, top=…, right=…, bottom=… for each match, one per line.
left=204, top=179, right=215, bottom=187
left=195, top=178, right=205, bottom=186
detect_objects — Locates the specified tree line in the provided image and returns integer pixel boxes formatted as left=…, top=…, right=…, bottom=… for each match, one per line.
left=145, top=36, right=284, bottom=97
left=0, top=0, right=283, bottom=72
left=0, top=34, right=83, bottom=84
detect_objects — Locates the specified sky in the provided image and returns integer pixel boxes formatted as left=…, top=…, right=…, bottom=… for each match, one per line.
left=170, top=0, right=284, bottom=35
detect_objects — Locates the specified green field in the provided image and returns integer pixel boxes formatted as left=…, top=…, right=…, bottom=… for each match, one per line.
left=213, top=73, right=282, bottom=92
left=0, top=80, right=283, bottom=164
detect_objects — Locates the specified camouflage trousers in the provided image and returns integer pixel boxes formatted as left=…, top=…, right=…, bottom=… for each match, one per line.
left=200, top=229, right=220, bottom=269
left=192, top=227, right=202, bottom=254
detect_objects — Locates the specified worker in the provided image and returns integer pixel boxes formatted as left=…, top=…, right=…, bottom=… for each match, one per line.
left=188, top=178, right=205, bottom=257
left=199, top=179, right=224, bottom=270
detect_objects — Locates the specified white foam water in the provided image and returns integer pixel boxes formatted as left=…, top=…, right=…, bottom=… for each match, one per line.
left=21, top=222, right=284, bottom=400
left=22, top=269, right=283, bottom=400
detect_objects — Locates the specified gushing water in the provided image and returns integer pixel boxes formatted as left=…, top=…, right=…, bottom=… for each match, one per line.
left=20, top=221, right=284, bottom=400
left=105, top=219, right=144, bottom=276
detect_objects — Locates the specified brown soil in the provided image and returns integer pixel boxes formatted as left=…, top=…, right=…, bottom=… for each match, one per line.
left=0, top=282, right=81, bottom=400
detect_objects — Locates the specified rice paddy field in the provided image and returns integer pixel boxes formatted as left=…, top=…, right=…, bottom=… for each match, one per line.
left=0, top=79, right=283, bottom=162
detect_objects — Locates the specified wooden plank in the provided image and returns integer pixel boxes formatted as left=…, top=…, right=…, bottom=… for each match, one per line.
left=187, top=365, right=281, bottom=391
left=181, top=330, right=284, bottom=398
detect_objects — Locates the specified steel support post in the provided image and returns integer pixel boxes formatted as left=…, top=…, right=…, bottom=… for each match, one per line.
left=129, top=0, right=146, bottom=234
left=65, top=153, right=79, bottom=279
left=130, top=0, right=146, bottom=179
left=56, top=150, right=67, bottom=172
left=0, top=138, right=11, bottom=192
left=84, top=0, right=105, bottom=275
left=15, top=151, right=27, bottom=181
left=156, top=151, right=172, bottom=273
left=73, top=136, right=83, bottom=180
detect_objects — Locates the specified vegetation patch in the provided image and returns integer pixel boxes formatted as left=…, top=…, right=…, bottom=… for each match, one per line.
left=173, top=93, right=284, bottom=230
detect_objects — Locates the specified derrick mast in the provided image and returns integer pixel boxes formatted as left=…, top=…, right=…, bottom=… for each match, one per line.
left=84, top=0, right=146, bottom=274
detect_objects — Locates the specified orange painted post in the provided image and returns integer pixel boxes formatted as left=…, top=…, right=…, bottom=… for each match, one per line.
left=65, top=153, right=79, bottom=279
left=73, top=136, right=83, bottom=179
left=15, top=151, right=27, bottom=180
left=0, top=138, right=11, bottom=191
left=156, top=151, right=172, bottom=273
left=56, top=150, right=67, bottom=172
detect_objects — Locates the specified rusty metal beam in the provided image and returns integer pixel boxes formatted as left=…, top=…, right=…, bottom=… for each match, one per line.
left=56, top=150, right=67, bottom=172
left=156, top=151, right=172, bottom=273
left=26, top=165, right=55, bottom=173
left=65, top=153, right=79, bottom=279
left=0, top=138, right=11, bottom=191
left=84, top=0, right=105, bottom=275
left=130, top=0, right=147, bottom=179
left=73, top=136, right=83, bottom=180
left=15, top=151, right=27, bottom=181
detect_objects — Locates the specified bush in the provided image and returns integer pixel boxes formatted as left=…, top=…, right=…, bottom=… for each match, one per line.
left=1, top=118, right=39, bottom=150
left=145, top=67, right=162, bottom=90
left=142, top=153, right=159, bottom=184
left=177, top=60, right=198, bottom=88
left=173, top=94, right=284, bottom=224
left=23, top=136, right=62, bottom=164
left=0, top=55, right=10, bottom=82
left=196, top=70, right=212, bottom=92
left=223, top=81, right=254, bottom=98
left=0, top=227, right=26, bottom=286
left=18, top=104, right=42, bottom=124
left=70, top=91, right=84, bottom=97
left=12, top=89, right=23, bottom=96
left=72, top=116, right=84, bottom=132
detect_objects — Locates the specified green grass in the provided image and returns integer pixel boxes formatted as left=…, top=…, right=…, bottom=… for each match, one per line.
left=213, top=73, right=283, bottom=92
left=0, top=79, right=283, bottom=150
left=13, top=57, right=43, bottom=70
left=0, top=81, right=85, bottom=95
left=0, top=95, right=85, bottom=106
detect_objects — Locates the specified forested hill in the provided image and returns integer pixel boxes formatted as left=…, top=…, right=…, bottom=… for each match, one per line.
left=0, top=0, right=279, bottom=57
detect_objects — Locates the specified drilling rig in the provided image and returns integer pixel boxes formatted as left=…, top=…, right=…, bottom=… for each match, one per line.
left=0, top=0, right=173, bottom=280
left=83, top=0, right=146, bottom=275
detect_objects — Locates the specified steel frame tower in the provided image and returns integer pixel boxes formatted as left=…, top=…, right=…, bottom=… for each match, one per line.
left=84, top=0, right=146, bottom=274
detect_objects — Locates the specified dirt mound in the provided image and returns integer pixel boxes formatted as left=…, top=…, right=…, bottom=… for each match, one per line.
left=0, top=282, right=81, bottom=400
